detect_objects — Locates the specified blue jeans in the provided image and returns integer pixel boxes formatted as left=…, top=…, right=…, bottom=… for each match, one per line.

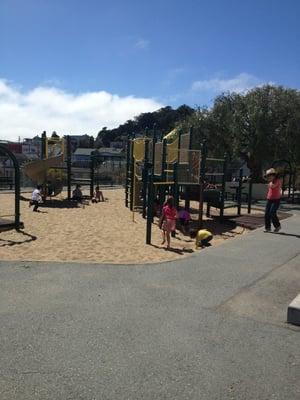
left=265, top=199, right=280, bottom=230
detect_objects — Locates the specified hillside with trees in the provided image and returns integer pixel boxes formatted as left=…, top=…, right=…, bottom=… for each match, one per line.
left=95, top=105, right=194, bottom=147
left=95, top=85, right=300, bottom=181
left=178, top=85, right=300, bottom=181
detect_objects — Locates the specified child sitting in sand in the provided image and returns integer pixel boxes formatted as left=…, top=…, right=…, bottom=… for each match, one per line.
left=92, top=186, right=104, bottom=203
left=178, top=207, right=191, bottom=234
left=190, top=228, right=213, bottom=249
left=159, top=196, right=177, bottom=249
left=72, top=184, right=83, bottom=202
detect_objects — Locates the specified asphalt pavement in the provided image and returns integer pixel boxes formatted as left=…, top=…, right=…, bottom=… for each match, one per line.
left=0, top=211, right=299, bottom=399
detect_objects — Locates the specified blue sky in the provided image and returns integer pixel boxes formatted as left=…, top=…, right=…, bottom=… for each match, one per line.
left=1, top=0, right=300, bottom=139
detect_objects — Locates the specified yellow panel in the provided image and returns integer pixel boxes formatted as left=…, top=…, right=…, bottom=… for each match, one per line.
left=154, top=142, right=163, bottom=175
left=166, top=137, right=179, bottom=163
left=133, top=139, right=145, bottom=162
left=163, top=128, right=178, bottom=142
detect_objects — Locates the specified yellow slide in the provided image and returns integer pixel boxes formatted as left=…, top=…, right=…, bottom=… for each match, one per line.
left=23, top=155, right=64, bottom=193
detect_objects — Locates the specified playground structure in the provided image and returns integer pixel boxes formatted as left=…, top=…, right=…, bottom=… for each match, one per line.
left=0, top=144, right=23, bottom=231
left=23, top=133, right=122, bottom=202
left=125, top=128, right=255, bottom=244
left=23, top=132, right=65, bottom=196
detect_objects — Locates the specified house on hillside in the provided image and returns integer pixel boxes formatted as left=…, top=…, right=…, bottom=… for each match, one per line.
left=72, top=148, right=94, bottom=167
left=0, top=153, right=29, bottom=180
left=22, top=137, right=42, bottom=159
left=72, top=147, right=125, bottom=167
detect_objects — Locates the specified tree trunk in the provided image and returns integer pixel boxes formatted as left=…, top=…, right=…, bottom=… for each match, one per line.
left=247, top=158, right=264, bottom=182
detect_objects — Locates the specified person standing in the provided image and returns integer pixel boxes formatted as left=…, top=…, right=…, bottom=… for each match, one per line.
left=159, top=196, right=177, bottom=249
left=265, top=168, right=282, bottom=232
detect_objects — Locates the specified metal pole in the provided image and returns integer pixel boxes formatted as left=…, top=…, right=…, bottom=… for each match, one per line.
left=159, top=138, right=167, bottom=205
left=66, top=135, right=72, bottom=201
left=161, top=138, right=167, bottom=181
left=142, top=140, right=149, bottom=218
left=173, top=162, right=179, bottom=207
left=288, top=170, right=292, bottom=199
left=220, top=154, right=227, bottom=221
left=199, top=141, right=207, bottom=223
left=14, top=159, right=21, bottom=229
left=125, top=135, right=131, bottom=207
left=41, top=131, right=47, bottom=159
left=90, top=153, right=95, bottom=198
left=146, top=170, right=154, bottom=244
left=292, top=170, right=296, bottom=204
left=237, top=167, right=243, bottom=216
left=247, top=178, right=253, bottom=214
left=151, top=124, right=157, bottom=222
left=129, top=139, right=134, bottom=211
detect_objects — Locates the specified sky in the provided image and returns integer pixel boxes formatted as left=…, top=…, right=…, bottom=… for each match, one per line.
left=1, top=0, right=300, bottom=140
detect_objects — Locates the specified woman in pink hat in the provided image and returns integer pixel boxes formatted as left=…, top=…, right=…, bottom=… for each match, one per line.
left=265, top=168, right=282, bottom=232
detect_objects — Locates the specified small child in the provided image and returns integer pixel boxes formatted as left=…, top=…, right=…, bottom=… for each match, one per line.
left=92, top=186, right=104, bottom=203
left=190, top=228, right=213, bottom=249
left=159, top=196, right=177, bottom=249
left=29, top=185, right=42, bottom=212
left=178, top=207, right=191, bottom=234
left=72, top=184, right=83, bottom=202
left=265, top=168, right=282, bottom=232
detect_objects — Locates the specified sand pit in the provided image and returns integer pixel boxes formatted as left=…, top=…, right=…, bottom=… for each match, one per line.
left=0, top=189, right=248, bottom=264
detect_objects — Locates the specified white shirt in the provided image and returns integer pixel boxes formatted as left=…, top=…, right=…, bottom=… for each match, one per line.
left=32, top=189, right=41, bottom=201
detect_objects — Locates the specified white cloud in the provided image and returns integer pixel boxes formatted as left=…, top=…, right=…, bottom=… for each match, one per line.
left=0, top=79, right=163, bottom=141
left=134, top=38, right=149, bottom=49
left=191, top=73, right=261, bottom=94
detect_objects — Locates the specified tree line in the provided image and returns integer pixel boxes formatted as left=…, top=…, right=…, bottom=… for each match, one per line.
left=96, top=85, right=300, bottom=181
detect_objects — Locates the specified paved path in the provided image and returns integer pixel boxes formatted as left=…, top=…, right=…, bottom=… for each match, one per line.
left=0, top=212, right=300, bottom=399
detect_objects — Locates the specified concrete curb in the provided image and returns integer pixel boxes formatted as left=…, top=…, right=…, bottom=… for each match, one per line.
left=287, top=294, right=300, bottom=326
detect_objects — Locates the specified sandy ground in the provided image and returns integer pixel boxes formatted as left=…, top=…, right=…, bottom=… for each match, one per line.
left=0, top=189, right=248, bottom=264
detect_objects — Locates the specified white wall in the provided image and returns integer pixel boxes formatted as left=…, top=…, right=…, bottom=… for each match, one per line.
left=225, top=182, right=268, bottom=200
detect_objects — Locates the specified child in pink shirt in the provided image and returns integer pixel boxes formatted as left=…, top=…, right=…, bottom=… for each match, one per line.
left=159, top=196, right=177, bottom=249
left=265, top=168, right=282, bottom=232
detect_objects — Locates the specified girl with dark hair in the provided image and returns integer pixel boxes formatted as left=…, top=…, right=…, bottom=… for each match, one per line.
left=159, top=196, right=177, bottom=249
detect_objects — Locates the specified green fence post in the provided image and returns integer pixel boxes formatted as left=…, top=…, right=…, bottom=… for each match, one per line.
left=66, top=135, right=72, bottom=201
left=146, top=169, right=154, bottom=245
left=237, top=167, right=243, bottom=216
left=247, top=177, right=253, bottom=214
left=90, top=153, right=95, bottom=198
left=220, top=154, right=227, bottom=222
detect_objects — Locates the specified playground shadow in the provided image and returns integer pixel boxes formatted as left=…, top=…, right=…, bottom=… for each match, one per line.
left=150, top=243, right=194, bottom=255
left=21, top=196, right=81, bottom=209
left=272, top=232, right=300, bottom=239
left=178, top=218, right=239, bottom=239
left=0, top=230, right=37, bottom=247
left=39, top=200, right=80, bottom=209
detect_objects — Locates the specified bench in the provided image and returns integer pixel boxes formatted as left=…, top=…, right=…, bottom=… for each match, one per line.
left=0, top=177, right=13, bottom=189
